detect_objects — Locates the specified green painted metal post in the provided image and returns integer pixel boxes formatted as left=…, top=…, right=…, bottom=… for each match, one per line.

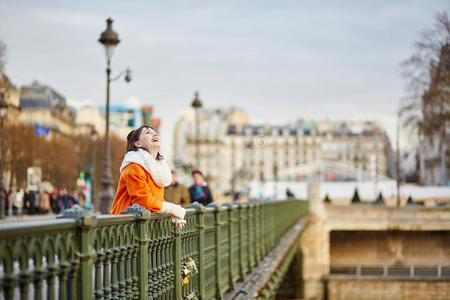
left=78, top=215, right=97, bottom=300
left=250, top=202, right=256, bottom=267
left=238, top=203, right=245, bottom=280
left=262, top=202, right=268, bottom=256
left=246, top=204, right=253, bottom=273
left=174, top=223, right=182, bottom=300
left=228, top=204, right=235, bottom=290
left=136, top=211, right=151, bottom=300
left=222, top=203, right=235, bottom=291
left=209, top=203, right=223, bottom=300
left=188, top=202, right=206, bottom=299
left=271, top=202, right=275, bottom=250
left=254, top=202, right=261, bottom=265
left=197, top=204, right=206, bottom=300
left=257, top=202, right=263, bottom=260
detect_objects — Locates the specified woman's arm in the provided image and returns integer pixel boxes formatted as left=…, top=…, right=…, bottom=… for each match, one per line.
left=124, top=168, right=163, bottom=212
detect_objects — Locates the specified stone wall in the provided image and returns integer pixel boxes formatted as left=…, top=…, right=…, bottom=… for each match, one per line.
left=327, top=278, right=450, bottom=300
left=330, top=231, right=450, bottom=265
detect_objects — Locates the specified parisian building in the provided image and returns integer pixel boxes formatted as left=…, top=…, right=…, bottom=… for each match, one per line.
left=173, top=107, right=395, bottom=195
left=19, top=81, right=76, bottom=137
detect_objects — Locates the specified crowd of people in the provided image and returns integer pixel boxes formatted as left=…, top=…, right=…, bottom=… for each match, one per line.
left=1, top=187, right=81, bottom=217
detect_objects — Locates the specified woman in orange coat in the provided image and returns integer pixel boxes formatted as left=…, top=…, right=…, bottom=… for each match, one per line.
left=111, top=125, right=186, bottom=228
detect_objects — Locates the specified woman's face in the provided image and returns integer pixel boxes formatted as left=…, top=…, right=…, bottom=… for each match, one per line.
left=135, top=127, right=160, bottom=151
left=193, top=173, right=204, bottom=185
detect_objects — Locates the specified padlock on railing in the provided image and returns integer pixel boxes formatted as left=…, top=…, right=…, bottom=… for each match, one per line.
left=182, top=257, right=198, bottom=285
left=184, top=291, right=198, bottom=300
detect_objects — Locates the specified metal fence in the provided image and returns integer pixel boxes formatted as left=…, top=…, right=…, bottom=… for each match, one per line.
left=330, top=264, right=450, bottom=278
left=0, top=199, right=308, bottom=300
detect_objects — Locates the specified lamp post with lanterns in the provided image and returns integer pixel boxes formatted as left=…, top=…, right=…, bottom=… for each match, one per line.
left=98, top=18, right=131, bottom=214
left=191, top=91, right=202, bottom=169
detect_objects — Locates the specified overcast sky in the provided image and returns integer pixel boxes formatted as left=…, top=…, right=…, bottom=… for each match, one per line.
left=1, top=0, right=448, bottom=154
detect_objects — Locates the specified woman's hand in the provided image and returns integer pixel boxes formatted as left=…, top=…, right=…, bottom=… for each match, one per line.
left=161, top=202, right=187, bottom=229
left=171, top=216, right=186, bottom=230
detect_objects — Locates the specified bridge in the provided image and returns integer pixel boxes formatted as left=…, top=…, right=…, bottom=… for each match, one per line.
left=301, top=184, right=450, bottom=299
left=0, top=199, right=308, bottom=300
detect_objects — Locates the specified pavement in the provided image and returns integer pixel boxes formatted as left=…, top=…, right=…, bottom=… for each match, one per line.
left=0, top=214, right=59, bottom=223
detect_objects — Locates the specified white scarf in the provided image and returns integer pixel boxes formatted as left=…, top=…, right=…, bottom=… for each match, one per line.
left=120, top=149, right=172, bottom=187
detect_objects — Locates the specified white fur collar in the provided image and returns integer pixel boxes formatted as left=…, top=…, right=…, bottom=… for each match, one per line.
left=120, top=149, right=172, bottom=187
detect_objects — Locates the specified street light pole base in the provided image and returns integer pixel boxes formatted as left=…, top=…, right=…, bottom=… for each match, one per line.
left=100, top=177, right=114, bottom=214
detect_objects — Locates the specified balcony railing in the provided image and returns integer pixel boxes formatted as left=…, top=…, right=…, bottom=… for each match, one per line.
left=0, top=199, right=308, bottom=300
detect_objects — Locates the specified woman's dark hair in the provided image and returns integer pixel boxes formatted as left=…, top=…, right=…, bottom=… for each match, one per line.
left=125, top=125, right=163, bottom=160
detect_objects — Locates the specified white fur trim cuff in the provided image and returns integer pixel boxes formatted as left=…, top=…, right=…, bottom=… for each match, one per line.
left=160, top=202, right=186, bottom=220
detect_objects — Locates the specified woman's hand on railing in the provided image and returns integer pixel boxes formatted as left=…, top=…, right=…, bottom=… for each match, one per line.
left=171, top=216, right=186, bottom=230
left=161, top=202, right=186, bottom=219
left=161, top=202, right=187, bottom=229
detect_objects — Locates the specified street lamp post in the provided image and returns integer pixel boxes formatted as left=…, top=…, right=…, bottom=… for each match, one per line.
left=98, top=18, right=120, bottom=214
left=91, top=127, right=98, bottom=211
left=0, top=90, right=8, bottom=219
left=98, top=18, right=131, bottom=214
left=191, top=91, right=202, bottom=169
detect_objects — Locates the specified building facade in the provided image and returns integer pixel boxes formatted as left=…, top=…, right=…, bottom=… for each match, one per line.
left=174, top=108, right=394, bottom=195
left=19, top=81, right=76, bottom=137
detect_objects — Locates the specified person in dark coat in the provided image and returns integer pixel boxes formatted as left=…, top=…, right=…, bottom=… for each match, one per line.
left=188, top=170, right=213, bottom=206
left=165, top=171, right=191, bottom=208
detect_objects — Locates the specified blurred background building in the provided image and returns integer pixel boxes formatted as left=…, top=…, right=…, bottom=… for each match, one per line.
left=173, top=107, right=394, bottom=196
left=19, top=81, right=76, bottom=137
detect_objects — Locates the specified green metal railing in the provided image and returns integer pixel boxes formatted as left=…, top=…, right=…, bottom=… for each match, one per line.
left=0, top=199, right=308, bottom=300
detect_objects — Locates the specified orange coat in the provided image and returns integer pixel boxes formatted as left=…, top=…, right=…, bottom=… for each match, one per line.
left=111, top=163, right=164, bottom=215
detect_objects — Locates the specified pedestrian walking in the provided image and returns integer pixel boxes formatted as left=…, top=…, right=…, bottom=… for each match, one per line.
left=111, top=126, right=186, bottom=229
left=188, top=170, right=213, bottom=206
left=57, top=188, right=71, bottom=212
left=49, top=190, right=59, bottom=214
left=8, top=188, right=16, bottom=216
left=39, top=192, right=51, bottom=214
left=24, top=188, right=38, bottom=215
left=165, top=170, right=191, bottom=208
left=13, top=188, right=24, bottom=216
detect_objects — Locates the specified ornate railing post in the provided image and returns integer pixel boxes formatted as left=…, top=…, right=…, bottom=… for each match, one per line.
left=258, top=201, right=264, bottom=259
left=254, top=201, right=261, bottom=265
left=270, top=201, right=275, bottom=250
left=188, top=202, right=206, bottom=299
left=174, top=220, right=182, bottom=300
left=246, top=202, right=253, bottom=273
left=263, top=201, right=269, bottom=256
left=61, top=205, right=96, bottom=300
left=208, top=202, right=223, bottom=300
left=238, top=203, right=245, bottom=280
left=80, top=215, right=97, bottom=300
left=222, top=203, right=235, bottom=291
left=121, top=204, right=151, bottom=300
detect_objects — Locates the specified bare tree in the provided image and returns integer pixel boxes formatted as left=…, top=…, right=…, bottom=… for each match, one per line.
left=0, top=41, right=11, bottom=94
left=401, top=11, right=450, bottom=185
